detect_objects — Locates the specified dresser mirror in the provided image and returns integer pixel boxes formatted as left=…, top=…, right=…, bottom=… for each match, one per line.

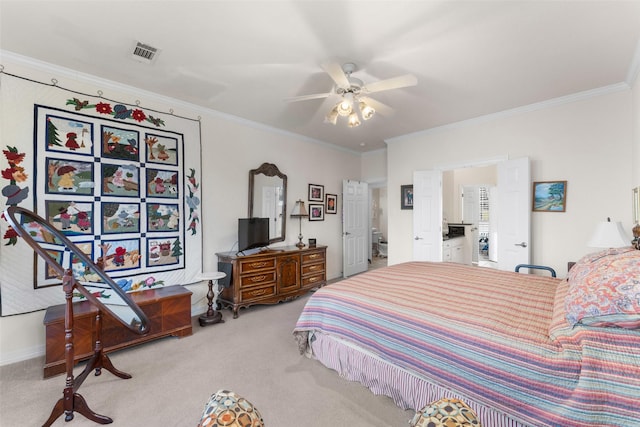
left=248, top=163, right=287, bottom=244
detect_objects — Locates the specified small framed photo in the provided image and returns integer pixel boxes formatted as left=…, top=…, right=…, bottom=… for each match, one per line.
left=401, top=185, right=413, bottom=210
left=308, top=238, right=317, bottom=247
left=309, top=204, right=324, bottom=221
left=308, top=184, right=324, bottom=202
left=532, top=181, right=567, bottom=212
left=326, top=193, right=337, bottom=214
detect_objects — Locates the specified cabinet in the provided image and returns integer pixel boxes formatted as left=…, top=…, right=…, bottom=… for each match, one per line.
left=43, top=285, right=192, bottom=378
left=443, top=237, right=465, bottom=264
left=217, top=245, right=326, bottom=318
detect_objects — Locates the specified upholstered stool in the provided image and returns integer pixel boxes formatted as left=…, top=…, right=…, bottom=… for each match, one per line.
left=410, top=398, right=480, bottom=427
left=197, top=389, right=264, bottom=427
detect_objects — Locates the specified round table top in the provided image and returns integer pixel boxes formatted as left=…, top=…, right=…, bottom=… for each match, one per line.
left=200, top=271, right=227, bottom=281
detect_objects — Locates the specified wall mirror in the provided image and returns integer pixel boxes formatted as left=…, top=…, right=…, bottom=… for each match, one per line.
left=249, top=163, right=287, bottom=244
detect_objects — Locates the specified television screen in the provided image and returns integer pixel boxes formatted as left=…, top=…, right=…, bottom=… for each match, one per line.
left=238, top=218, right=270, bottom=252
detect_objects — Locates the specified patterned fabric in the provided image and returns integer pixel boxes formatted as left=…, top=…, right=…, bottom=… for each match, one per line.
left=197, top=390, right=264, bottom=427
left=410, top=398, right=480, bottom=427
left=565, top=247, right=640, bottom=328
left=293, top=261, right=640, bottom=427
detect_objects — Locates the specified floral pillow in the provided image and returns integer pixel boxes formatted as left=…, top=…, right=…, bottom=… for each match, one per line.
left=564, top=247, right=640, bottom=328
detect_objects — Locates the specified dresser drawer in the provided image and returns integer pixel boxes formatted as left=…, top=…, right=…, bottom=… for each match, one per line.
left=240, top=271, right=277, bottom=288
left=302, top=262, right=325, bottom=275
left=302, top=272, right=324, bottom=287
left=240, top=283, right=276, bottom=301
left=302, top=251, right=325, bottom=264
left=239, top=258, right=276, bottom=274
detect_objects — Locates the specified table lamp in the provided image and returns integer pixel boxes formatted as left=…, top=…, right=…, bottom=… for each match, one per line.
left=587, top=217, right=632, bottom=248
left=290, top=199, right=309, bottom=248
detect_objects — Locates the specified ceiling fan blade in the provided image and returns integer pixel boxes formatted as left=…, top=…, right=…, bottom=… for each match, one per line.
left=321, top=61, right=350, bottom=88
left=359, top=96, right=394, bottom=116
left=285, top=92, right=332, bottom=102
left=362, top=74, right=417, bottom=94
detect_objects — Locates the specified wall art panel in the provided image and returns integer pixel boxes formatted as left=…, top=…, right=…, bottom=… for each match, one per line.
left=0, top=74, right=202, bottom=315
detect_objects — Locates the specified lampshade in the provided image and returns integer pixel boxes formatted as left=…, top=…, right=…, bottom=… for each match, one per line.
left=324, top=106, right=339, bottom=125
left=347, top=111, right=361, bottom=127
left=359, top=100, right=375, bottom=120
left=587, top=218, right=632, bottom=248
left=290, top=199, right=308, bottom=217
left=336, top=93, right=354, bottom=117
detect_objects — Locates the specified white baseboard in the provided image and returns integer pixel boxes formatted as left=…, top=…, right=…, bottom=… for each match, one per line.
left=0, top=344, right=45, bottom=367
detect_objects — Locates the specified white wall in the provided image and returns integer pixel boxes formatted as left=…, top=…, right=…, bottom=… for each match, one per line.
left=387, top=88, right=635, bottom=275
left=0, top=55, right=360, bottom=365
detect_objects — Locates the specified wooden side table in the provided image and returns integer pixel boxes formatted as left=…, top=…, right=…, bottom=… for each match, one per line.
left=199, top=272, right=226, bottom=326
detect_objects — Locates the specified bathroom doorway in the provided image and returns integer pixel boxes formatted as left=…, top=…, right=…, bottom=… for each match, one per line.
left=369, top=184, right=388, bottom=270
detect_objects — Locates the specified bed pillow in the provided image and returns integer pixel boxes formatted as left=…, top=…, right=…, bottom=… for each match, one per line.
left=564, top=247, right=640, bottom=329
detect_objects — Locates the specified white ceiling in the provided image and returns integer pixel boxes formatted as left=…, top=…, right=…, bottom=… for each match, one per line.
left=2, top=1, right=640, bottom=153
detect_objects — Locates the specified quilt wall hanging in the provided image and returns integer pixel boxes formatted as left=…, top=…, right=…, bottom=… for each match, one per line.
left=0, top=72, right=203, bottom=316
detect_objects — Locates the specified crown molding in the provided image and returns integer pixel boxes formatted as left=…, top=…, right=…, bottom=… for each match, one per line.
left=0, top=50, right=362, bottom=156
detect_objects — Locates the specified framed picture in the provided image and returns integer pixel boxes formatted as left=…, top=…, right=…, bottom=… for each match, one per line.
left=532, top=181, right=567, bottom=212
left=401, top=185, right=413, bottom=210
left=308, top=184, right=324, bottom=202
left=326, top=193, right=337, bottom=214
left=309, top=203, right=324, bottom=221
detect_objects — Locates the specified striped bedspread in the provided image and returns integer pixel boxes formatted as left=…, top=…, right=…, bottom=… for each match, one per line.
left=293, top=262, right=640, bottom=427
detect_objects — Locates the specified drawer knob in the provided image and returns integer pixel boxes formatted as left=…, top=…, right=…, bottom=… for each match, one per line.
left=250, top=275, right=267, bottom=282
left=309, top=254, right=319, bottom=259
left=250, top=289, right=267, bottom=296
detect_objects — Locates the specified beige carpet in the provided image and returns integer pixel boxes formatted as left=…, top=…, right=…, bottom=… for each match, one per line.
left=0, top=293, right=413, bottom=426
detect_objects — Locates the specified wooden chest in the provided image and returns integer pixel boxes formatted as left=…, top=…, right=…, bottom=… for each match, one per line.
left=43, top=285, right=192, bottom=378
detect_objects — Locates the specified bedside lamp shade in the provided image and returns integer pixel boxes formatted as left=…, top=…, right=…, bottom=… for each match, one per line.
left=587, top=218, right=632, bottom=248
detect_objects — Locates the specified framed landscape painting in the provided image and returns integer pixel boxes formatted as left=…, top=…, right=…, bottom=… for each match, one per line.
left=532, top=181, right=567, bottom=212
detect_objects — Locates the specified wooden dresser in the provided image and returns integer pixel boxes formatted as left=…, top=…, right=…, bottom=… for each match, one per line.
left=43, top=285, right=192, bottom=378
left=216, top=245, right=326, bottom=318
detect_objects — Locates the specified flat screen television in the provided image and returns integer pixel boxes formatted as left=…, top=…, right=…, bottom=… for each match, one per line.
left=238, top=218, right=270, bottom=253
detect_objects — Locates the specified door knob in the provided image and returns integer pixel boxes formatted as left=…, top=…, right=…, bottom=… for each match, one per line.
left=344, top=231, right=351, bottom=236
left=414, top=236, right=423, bottom=240
left=514, top=242, right=527, bottom=248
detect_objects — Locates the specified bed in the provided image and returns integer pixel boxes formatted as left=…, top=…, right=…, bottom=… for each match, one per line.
left=293, top=248, right=640, bottom=427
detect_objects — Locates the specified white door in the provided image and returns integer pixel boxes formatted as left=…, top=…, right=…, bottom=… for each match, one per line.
left=413, top=170, right=442, bottom=261
left=488, top=186, right=499, bottom=262
left=343, top=180, right=368, bottom=277
left=497, top=157, right=530, bottom=271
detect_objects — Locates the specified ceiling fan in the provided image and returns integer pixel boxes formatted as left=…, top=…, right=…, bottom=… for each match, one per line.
left=286, top=61, right=417, bottom=127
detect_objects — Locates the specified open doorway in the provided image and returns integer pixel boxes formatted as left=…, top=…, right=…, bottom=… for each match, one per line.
left=443, top=165, right=497, bottom=268
left=369, top=184, right=388, bottom=270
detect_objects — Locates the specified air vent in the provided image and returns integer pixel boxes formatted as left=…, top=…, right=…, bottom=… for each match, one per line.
left=131, top=42, right=159, bottom=63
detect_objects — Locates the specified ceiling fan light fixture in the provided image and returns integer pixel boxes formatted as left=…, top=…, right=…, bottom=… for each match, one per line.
left=359, top=101, right=375, bottom=120
left=347, top=111, right=361, bottom=127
